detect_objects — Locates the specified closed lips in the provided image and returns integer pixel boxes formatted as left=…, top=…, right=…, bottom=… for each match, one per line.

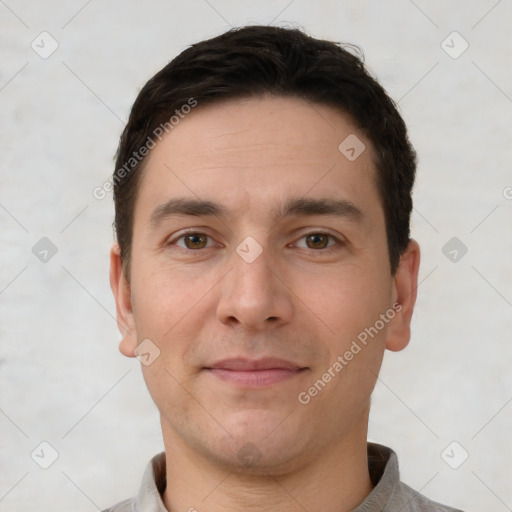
left=205, top=358, right=305, bottom=371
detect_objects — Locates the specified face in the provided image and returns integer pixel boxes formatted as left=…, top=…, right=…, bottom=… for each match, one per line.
left=111, top=96, right=419, bottom=474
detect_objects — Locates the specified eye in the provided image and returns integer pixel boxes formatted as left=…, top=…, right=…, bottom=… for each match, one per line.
left=295, top=232, right=339, bottom=250
left=174, top=232, right=213, bottom=250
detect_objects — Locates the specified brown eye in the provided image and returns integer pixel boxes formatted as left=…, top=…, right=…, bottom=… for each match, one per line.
left=305, top=233, right=330, bottom=249
left=183, top=233, right=208, bottom=249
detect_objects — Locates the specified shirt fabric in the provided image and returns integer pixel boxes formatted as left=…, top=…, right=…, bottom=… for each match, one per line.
left=102, top=442, right=463, bottom=512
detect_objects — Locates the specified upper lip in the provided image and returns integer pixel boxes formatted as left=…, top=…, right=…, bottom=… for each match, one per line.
left=205, top=357, right=304, bottom=371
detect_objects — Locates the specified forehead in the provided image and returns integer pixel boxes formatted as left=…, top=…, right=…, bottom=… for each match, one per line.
left=134, top=95, right=381, bottom=225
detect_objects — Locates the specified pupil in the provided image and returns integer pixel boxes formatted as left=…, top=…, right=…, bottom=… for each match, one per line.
left=187, top=234, right=205, bottom=248
left=308, top=234, right=327, bottom=248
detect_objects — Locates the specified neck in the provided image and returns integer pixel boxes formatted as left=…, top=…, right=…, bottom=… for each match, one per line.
left=161, top=420, right=373, bottom=512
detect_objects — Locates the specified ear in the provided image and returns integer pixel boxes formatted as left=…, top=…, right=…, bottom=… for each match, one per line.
left=109, top=243, right=137, bottom=357
left=385, top=239, right=421, bottom=352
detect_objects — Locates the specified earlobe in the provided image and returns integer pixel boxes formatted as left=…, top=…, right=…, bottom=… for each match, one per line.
left=385, top=239, right=421, bottom=352
left=109, top=243, right=138, bottom=358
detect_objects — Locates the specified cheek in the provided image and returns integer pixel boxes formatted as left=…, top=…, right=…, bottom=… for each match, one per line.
left=132, top=261, right=206, bottom=329
left=140, top=362, right=199, bottom=435
left=129, top=273, right=199, bottom=377
left=300, top=268, right=389, bottom=414
left=295, top=261, right=391, bottom=348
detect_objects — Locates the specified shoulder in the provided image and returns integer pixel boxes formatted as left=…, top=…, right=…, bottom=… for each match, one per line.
left=359, top=443, right=464, bottom=512
left=390, top=481, right=465, bottom=512
left=101, top=452, right=166, bottom=512
left=101, top=497, right=135, bottom=512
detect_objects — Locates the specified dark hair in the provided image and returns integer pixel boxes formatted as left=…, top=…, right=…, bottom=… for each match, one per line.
left=113, top=25, right=416, bottom=276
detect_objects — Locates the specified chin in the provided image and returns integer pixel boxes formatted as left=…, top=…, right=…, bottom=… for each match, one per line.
left=209, top=439, right=308, bottom=476
left=202, top=410, right=312, bottom=475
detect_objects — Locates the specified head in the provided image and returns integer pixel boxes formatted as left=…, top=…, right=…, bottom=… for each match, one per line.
left=110, top=26, right=420, bottom=473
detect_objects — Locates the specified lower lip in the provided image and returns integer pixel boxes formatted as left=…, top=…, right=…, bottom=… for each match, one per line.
left=206, top=368, right=305, bottom=387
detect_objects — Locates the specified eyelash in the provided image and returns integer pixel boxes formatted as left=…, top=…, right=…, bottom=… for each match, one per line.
left=168, top=230, right=343, bottom=252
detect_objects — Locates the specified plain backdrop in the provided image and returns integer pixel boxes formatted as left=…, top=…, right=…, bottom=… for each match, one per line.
left=1, top=1, right=511, bottom=511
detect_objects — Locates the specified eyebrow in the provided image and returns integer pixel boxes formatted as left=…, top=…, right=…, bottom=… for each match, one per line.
left=148, top=197, right=363, bottom=228
left=149, top=198, right=226, bottom=228
left=281, top=197, right=363, bottom=221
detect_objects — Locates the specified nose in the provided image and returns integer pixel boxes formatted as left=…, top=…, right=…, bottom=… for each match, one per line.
left=215, top=245, right=294, bottom=331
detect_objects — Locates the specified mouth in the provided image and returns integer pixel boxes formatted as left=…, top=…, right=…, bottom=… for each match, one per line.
left=204, top=357, right=308, bottom=387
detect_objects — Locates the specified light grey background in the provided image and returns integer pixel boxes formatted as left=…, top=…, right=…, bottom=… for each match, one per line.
left=1, top=1, right=511, bottom=511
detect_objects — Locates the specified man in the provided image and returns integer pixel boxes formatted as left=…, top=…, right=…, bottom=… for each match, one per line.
left=106, top=25, right=463, bottom=512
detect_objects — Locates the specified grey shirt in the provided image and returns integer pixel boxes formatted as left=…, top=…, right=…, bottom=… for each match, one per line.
left=102, top=443, right=463, bottom=512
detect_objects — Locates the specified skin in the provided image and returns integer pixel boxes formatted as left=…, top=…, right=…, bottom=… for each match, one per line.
left=110, top=96, right=420, bottom=512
